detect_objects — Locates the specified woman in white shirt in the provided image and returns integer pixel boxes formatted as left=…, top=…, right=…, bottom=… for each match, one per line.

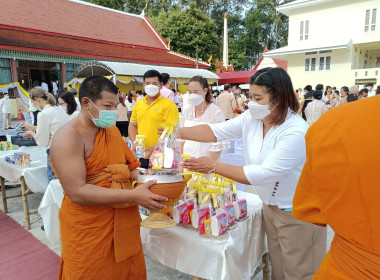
left=125, top=92, right=135, bottom=121
left=116, top=95, right=129, bottom=140
left=22, top=87, right=69, bottom=181
left=180, top=68, right=327, bottom=279
left=180, top=75, right=229, bottom=161
left=58, top=91, right=80, bottom=120
left=305, top=91, right=329, bottom=126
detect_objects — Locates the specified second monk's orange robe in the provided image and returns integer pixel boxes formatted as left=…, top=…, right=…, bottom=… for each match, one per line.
left=293, top=96, right=380, bottom=279
left=58, top=126, right=145, bottom=280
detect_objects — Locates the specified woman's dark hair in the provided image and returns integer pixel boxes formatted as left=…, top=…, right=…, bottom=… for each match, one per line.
left=59, top=92, right=78, bottom=115
left=127, top=92, right=133, bottom=103
left=341, top=86, right=349, bottom=93
left=188, top=75, right=212, bottom=104
left=313, top=91, right=322, bottom=100
left=249, top=67, right=299, bottom=126
left=119, top=95, right=126, bottom=107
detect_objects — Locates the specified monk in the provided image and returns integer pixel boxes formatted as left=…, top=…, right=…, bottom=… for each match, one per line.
left=50, top=75, right=167, bottom=280
left=293, top=95, right=380, bottom=279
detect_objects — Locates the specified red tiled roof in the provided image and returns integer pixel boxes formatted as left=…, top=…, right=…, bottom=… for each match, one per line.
left=0, top=27, right=209, bottom=68
left=0, top=0, right=167, bottom=51
left=253, top=46, right=288, bottom=71
left=216, top=70, right=257, bottom=84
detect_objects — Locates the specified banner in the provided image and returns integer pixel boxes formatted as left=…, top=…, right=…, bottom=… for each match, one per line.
left=0, top=82, right=30, bottom=106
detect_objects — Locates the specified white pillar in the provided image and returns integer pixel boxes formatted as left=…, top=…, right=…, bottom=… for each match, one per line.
left=223, top=13, right=228, bottom=67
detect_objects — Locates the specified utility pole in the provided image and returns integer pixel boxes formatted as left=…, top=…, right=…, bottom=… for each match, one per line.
left=196, top=49, right=199, bottom=69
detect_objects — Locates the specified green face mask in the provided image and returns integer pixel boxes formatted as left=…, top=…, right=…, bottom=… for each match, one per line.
left=88, top=99, right=117, bottom=128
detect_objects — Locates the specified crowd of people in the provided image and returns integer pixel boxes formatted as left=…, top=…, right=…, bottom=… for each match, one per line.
left=297, top=83, right=380, bottom=125
left=1, top=66, right=377, bottom=279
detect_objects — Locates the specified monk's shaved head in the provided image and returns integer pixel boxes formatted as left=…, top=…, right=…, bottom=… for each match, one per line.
left=79, top=75, right=118, bottom=103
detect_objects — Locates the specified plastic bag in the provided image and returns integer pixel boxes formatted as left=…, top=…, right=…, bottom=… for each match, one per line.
left=149, top=122, right=181, bottom=172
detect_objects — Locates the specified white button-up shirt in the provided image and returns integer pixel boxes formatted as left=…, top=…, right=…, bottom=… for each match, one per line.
left=35, top=104, right=70, bottom=149
left=210, top=110, right=308, bottom=208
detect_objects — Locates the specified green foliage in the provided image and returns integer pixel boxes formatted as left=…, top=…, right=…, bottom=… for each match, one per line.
left=82, top=0, right=295, bottom=71
left=150, top=5, right=220, bottom=68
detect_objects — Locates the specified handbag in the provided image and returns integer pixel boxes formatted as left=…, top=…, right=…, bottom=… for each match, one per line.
left=11, top=132, right=37, bottom=147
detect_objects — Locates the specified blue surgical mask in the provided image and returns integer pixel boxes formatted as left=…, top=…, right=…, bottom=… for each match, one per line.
left=88, top=99, right=117, bottom=128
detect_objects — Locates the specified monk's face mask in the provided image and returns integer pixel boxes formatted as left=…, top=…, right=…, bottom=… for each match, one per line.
left=87, top=99, right=117, bottom=128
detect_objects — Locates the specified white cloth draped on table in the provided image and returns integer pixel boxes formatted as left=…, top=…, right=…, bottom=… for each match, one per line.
left=0, top=146, right=48, bottom=193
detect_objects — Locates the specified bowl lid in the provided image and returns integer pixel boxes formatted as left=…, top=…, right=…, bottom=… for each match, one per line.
left=136, top=173, right=184, bottom=184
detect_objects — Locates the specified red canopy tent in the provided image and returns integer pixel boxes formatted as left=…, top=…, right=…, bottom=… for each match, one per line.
left=216, top=70, right=257, bottom=84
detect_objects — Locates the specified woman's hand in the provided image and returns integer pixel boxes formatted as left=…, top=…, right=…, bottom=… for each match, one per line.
left=22, top=123, right=35, bottom=131
left=182, top=156, right=216, bottom=174
left=23, top=131, right=35, bottom=138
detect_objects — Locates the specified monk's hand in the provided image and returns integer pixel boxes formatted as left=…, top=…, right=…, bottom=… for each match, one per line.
left=182, top=157, right=216, bottom=174
left=133, top=180, right=168, bottom=211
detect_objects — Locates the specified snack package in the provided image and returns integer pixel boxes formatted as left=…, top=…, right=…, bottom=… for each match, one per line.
left=173, top=202, right=188, bottom=224
left=134, top=135, right=145, bottom=158
left=211, top=212, right=228, bottom=236
left=204, top=219, right=212, bottom=236
left=149, top=122, right=180, bottom=171
left=224, top=203, right=237, bottom=226
left=182, top=199, right=194, bottom=226
left=233, top=199, right=248, bottom=220
left=198, top=211, right=211, bottom=235
left=191, top=207, right=210, bottom=229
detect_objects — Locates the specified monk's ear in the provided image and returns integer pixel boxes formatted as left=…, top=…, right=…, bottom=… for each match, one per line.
left=81, top=97, right=90, bottom=109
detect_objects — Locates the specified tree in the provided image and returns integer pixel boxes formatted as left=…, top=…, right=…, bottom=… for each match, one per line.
left=150, top=4, right=220, bottom=68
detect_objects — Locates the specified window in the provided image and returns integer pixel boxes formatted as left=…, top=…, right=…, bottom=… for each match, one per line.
left=365, top=9, right=377, bottom=31
left=305, top=56, right=331, bottom=72
left=0, top=59, right=12, bottom=84
left=65, top=63, right=81, bottom=81
left=305, top=58, right=310, bottom=71
left=300, top=20, right=309, bottom=40
left=326, top=56, right=331, bottom=70
left=319, top=57, right=325, bottom=70
left=311, top=58, right=316, bottom=71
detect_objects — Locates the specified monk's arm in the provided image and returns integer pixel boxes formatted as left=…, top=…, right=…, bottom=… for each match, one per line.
left=50, top=128, right=166, bottom=209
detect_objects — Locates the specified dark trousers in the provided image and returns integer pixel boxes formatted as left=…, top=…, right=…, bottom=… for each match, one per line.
left=33, top=111, right=39, bottom=126
left=139, top=158, right=150, bottom=169
left=116, top=121, right=129, bottom=137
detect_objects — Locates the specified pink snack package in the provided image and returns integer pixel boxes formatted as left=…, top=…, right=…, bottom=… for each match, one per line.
left=182, top=199, right=194, bottom=226
left=198, top=211, right=211, bottom=235
left=224, top=204, right=236, bottom=226
left=233, top=199, right=248, bottom=220
left=211, top=212, right=228, bottom=236
left=191, top=207, right=210, bottom=229
left=172, top=202, right=188, bottom=224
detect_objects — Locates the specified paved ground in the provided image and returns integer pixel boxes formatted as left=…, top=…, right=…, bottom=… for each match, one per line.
left=1, top=183, right=335, bottom=280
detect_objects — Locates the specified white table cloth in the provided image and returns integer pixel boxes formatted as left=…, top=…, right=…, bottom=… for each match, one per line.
left=38, top=179, right=64, bottom=245
left=141, top=191, right=266, bottom=280
left=0, top=146, right=48, bottom=193
left=39, top=183, right=267, bottom=280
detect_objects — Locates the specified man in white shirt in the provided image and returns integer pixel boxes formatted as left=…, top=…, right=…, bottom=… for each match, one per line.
left=51, top=81, right=58, bottom=96
left=41, top=81, right=49, bottom=92
left=367, top=83, right=376, bottom=97
left=0, top=94, right=12, bottom=130
left=216, top=84, right=237, bottom=120
left=305, top=91, right=329, bottom=126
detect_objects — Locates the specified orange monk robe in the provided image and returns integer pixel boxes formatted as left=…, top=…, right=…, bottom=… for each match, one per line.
left=58, top=126, right=145, bottom=280
left=293, top=96, right=380, bottom=279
